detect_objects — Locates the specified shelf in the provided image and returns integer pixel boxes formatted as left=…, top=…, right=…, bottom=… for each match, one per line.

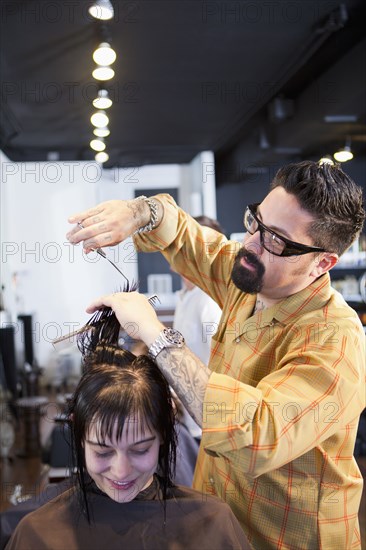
left=333, top=264, right=366, bottom=270
left=335, top=246, right=366, bottom=269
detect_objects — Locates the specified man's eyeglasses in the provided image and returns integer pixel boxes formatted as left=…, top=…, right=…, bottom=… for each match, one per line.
left=243, top=204, right=327, bottom=257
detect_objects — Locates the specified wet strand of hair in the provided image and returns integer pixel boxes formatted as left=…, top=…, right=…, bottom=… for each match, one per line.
left=77, top=281, right=139, bottom=356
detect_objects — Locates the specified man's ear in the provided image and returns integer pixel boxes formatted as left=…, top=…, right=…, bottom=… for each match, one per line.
left=311, top=253, right=339, bottom=277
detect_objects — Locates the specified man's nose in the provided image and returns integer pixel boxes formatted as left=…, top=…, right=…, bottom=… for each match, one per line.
left=243, top=231, right=263, bottom=256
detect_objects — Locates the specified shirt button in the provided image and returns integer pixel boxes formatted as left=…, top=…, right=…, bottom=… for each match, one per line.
left=235, top=337, right=240, bottom=343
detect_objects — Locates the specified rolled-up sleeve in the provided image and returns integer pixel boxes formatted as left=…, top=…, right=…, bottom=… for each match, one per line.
left=132, top=193, right=234, bottom=307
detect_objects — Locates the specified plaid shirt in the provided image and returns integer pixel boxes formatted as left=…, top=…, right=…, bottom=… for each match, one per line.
left=135, top=194, right=366, bottom=549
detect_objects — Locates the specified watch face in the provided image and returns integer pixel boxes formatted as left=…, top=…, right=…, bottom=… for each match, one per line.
left=164, top=328, right=185, bottom=346
left=149, top=328, right=185, bottom=360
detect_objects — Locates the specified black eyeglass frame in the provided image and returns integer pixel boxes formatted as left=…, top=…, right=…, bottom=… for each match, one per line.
left=244, top=204, right=327, bottom=257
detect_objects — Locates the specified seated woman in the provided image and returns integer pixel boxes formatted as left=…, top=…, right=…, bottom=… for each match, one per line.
left=6, top=308, right=250, bottom=550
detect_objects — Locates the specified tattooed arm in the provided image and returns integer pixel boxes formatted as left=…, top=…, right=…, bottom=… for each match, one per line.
left=155, top=346, right=210, bottom=427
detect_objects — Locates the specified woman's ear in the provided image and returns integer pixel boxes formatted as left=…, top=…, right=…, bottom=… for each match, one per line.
left=311, top=252, right=339, bottom=277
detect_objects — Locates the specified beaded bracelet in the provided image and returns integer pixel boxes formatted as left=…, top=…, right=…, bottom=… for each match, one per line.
left=133, top=196, right=159, bottom=234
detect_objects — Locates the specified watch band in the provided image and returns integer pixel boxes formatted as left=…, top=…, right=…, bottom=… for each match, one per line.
left=148, top=328, right=185, bottom=359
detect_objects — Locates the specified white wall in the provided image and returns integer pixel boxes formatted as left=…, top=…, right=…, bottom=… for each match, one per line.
left=1, top=152, right=215, bottom=377
left=1, top=156, right=124, bottom=372
left=178, top=151, right=217, bottom=217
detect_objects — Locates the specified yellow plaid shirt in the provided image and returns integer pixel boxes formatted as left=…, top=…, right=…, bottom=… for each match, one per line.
left=134, top=194, right=366, bottom=550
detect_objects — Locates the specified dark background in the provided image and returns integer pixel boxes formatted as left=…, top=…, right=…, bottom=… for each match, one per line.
left=1, top=0, right=365, bottom=175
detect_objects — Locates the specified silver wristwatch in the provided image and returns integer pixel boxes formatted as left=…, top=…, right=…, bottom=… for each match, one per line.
left=148, top=328, right=185, bottom=359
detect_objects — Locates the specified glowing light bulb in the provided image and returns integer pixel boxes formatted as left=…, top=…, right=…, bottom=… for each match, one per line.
left=92, top=66, right=115, bottom=81
left=92, top=89, right=112, bottom=109
left=333, top=146, right=353, bottom=162
left=90, top=110, right=109, bottom=128
left=93, top=43, right=116, bottom=66
left=95, top=151, right=109, bottom=163
left=88, top=0, right=114, bottom=20
left=93, top=126, right=110, bottom=137
left=90, top=139, right=106, bottom=152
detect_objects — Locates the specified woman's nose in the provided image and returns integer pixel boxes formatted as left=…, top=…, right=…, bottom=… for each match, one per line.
left=110, top=453, right=133, bottom=480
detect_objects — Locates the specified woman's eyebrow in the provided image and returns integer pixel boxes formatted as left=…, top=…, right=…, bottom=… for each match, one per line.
left=257, top=206, right=292, bottom=239
left=86, top=440, right=110, bottom=447
left=85, top=436, right=156, bottom=447
left=131, top=436, right=156, bottom=446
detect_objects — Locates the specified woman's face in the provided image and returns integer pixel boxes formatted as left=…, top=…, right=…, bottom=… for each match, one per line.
left=84, top=416, right=161, bottom=503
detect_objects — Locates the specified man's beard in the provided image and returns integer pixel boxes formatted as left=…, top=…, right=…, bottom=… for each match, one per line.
left=231, top=247, right=265, bottom=293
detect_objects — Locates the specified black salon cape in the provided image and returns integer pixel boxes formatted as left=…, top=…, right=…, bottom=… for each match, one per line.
left=4, top=478, right=251, bottom=549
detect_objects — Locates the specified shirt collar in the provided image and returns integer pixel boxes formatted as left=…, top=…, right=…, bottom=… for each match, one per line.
left=258, top=273, right=332, bottom=327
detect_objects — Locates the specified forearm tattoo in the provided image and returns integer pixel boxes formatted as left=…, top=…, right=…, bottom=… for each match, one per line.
left=156, top=346, right=210, bottom=427
left=127, top=198, right=148, bottom=229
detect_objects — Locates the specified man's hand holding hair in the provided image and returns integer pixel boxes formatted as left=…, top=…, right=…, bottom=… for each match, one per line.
left=86, top=291, right=165, bottom=347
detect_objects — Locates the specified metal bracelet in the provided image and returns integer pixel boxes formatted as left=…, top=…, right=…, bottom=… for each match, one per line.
left=133, top=196, right=159, bottom=234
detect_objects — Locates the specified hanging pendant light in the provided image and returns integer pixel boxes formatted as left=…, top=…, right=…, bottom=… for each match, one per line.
left=89, top=0, right=114, bottom=20
left=334, top=137, right=354, bottom=162
left=93, top=126, right=110, bottom=137
left=95, top=151, right=109, bottom=163
left=93, top=43, right=116, bottom=66
left=90, top=110, right=109, bottom=128
left=92, top=66, right=115, bottom=81
left=93, top=89, right=112, bottom=109
left=90, top=138, right=106, bottom=152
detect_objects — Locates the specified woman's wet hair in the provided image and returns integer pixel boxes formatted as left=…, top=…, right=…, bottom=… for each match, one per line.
left=67, top=305, right=177, bottom=521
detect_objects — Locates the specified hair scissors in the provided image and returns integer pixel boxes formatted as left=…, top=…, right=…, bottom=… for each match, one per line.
left=77, top=222, right=131, bottom=286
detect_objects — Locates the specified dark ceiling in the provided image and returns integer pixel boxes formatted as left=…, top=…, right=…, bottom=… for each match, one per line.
left=1, top=0, right=365, bottom=183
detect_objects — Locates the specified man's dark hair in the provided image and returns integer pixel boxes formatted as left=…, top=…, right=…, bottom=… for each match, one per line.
left=271, top=161, right=365, bottom=256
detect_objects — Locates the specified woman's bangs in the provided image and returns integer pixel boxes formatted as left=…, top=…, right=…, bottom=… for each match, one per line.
left=90, top=398, right=156, bottom=445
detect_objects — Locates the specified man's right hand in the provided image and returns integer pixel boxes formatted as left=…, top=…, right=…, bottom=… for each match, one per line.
left=86, top=291, right=165, bottom=347
left=66, top=198, right=151, bottom=252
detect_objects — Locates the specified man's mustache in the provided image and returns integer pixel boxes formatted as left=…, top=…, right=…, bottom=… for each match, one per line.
left=236, top=247, right=264, bottom=270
